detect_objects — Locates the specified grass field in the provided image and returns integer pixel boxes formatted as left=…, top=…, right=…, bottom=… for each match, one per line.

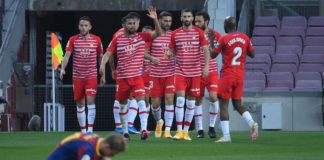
left=0, top=131, right=323, bottom=160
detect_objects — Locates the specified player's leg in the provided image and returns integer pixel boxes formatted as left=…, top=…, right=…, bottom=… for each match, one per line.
left=232, top=79, right=258, bottom=140
left=173, top=75, right=186, bottom=140
left=215, top=76, right=232, bottom=143
left=195, top=97, right=204, bottom=138
left=115, top=79, right=131, bottom=140
left=144, top=72, right=152, bottom=112
left=133, top=76, right=149, bottom=140
left=183, top=76, right=201, bottom=141
left=127, top=95, right=140, bottom=134
left=73, top=79, right=87, bottom=133
left=215, top=97, right=231, bottom=143
left=113, top=100, right=123, bottom=133
left=207, top=72, right=220, bottom=139
left=150, top=77, right=163, bottom=138
left=163, top=75, right=175, bottom=138
left=85, top=78, right=98, bottom=133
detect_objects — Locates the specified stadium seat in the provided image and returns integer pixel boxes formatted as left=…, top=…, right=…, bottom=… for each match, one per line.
left=277, top=37, right=302, bottom=46
left=272, top=54, right=299, bottom=66
left=252, top=27, right=279, bottom=40
left=246, top=54, right=271, bottom=73
left=281, top=16, right=307, bottom=29
left=251, top=37, right=275, bottom=55
left=244, top=71, right=266, bottom=91
left=266, top=72, right=294, bottom=91
left=306, top=27, right=324, bottom=37
left=254, top=16, right=280, bottom=28
left=293, top=72, right=323, bottom=91
left=254, top=46, right=275, bottom=55
left=271, top=64, right=298, bottom=73
left=276, top=45, right=302, bottom=55
left=299, top=63, right=324, bottom=72
left=300, top=54, right=324, bottom=65
left=303, top=46, right=324, bottom=55
left=304, top=37, right=324, bottom=46
left=279, top=27, right=305, bottom=40
left=308, top=16, right=324, bottom=27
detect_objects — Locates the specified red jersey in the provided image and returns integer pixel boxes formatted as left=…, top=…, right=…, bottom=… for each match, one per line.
left=66, top=34, right=103, bottom=80
left=150, top=31, right=174, bottom=77
left=113, top=28, right=124, bottom=39
left=214, top=32, right=254, bottom=76
left=107, top=32, right=151, bottom=79
left=200, top=29, right=221, bottom=72
left=143, top=42, right=151, bottom=73
left=169, top=26, right=209, bottom=77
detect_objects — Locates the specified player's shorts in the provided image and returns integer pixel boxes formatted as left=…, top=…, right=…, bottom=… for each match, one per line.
left=115, top=76, right=145, bottom=101
left=218, top=72, right=243, bottom=100
left=175, top=75, right=201, bottom=97
left=143, top=72, right=151, bottom=95
left=73, top=78, right=97, bottom=101
left=150, top=76, right=175, bottom=98
left=199, top=71, right=219, bottom=97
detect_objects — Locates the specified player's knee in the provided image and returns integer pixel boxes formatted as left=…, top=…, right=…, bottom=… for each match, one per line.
left=195, top=97, right=203, bottom=106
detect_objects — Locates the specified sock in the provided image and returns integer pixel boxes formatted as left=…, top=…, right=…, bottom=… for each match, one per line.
left=194, top=105, right=203, bottom=131
left=164, top=105, right=174, bottom=131
left=209, top=101, right=219, bottom=127
left=77, top=106, right=86, bottom=133
left=120, top=104, right=128, bottom=134
left=87, top=104, right=96, bottom=133
left=146, top=103, right=151, bottom=113
left=152, top=106, right=162, bottom=122
left=183, top=99, right=195, bottom=131
left=175, top=97, right=185, bottom=131
left=138, top=100, right=148, bottom=131
left=127, top=99, right=138, bottom=127
left=220, top=121, right=230, bottom=139
left=242, top=111, right=255, bottom=128
left=113, top=100, right=122, bottom=128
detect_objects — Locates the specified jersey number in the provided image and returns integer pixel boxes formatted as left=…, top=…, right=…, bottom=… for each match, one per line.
left=232, top=47, right=242, bottom=66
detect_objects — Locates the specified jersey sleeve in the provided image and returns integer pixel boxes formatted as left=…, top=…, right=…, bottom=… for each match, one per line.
left=198, top=29, right=209, bottom=47
left=169, top=31, right=176, bottom=50
left=106, top=37, right=117, bottom=54
left=246, top=37, right=254, bottom=52
left=96, top=37, right=104, bottom=56
left=213, top=37, right=224, bottom=54
left=77, top=145, right=95, bottom=160
left=139, top=32, right=152, bottom=43
left=65, top=36, right=74, bottom=52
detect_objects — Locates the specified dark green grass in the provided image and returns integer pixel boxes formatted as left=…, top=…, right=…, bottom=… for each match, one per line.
left=0, top=131, right=323, bottom=160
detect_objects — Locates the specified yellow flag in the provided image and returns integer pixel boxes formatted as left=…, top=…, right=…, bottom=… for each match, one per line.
left=51, top=33, right=63, bottom=70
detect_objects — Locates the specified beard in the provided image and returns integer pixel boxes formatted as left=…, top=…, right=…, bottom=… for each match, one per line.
left=80, top=30, right=89, bottom=36
left=182, top=20, right=191, bottom=27
left=162, top=26, right=170, bottom=31
left=126, top=28, right=136, bottom=34
left=200, top=25, right=206, bottom=31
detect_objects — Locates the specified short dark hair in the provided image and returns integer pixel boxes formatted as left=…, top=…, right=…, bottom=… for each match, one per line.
left=121, top=14, right=135, bottom=24
left=79, top=16, right=92, bottom=24
left=195, top=11, right=210, bottom=22
left=181, top=8, right=193, bottom=16
left=142, top=25, right=153, bottom=30
left=105, top=134, right=127, bottom=152
left=159, top=11, right=172, bottom=19
left=127, top=12, right=140, bottom=20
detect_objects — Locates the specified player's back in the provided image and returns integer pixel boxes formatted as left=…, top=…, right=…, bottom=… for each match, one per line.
left=48, top=133, right=100, bottom=160
left=216, top=32, right=253, bottom=76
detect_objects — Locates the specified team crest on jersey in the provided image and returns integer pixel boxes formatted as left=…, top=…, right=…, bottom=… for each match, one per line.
left=192, top=36, right=196, bottom=40
left=90, top=43, right=94, bottom=47
left=204, top=34, right=209, bottom=40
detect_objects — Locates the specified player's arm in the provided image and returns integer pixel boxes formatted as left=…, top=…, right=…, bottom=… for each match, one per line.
left=100, top=51, right=112, bottom=79
left=164, top=48, right=174, bottom=59
left=211, top=38, right=224, bottom=58
left=144, top=52, right=160, bottom=65
left=60, top=51, right=71, bottom=80
left=247, top=38, right=255, bottom=58
left=147, top=6, right=162, bottom=40
left=202, top=45, right=210, bottom=77
left=108, top=54, right=116, bottom=80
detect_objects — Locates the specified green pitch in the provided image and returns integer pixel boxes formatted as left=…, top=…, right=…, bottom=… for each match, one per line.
left=0, top=131, right=323, bottom=160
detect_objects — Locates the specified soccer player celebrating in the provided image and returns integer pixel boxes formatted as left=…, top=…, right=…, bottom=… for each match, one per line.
left=100, top=6, right=162, bottom=140
left=110, top=12, right=142, bottom=135
left=194, top=11, right=221, bottom=139
left=149, top=11, right=174, bottom=138
left=165, top=9, right=210, bottom=141
left=60, top=16, right=103, bottom=133
left=48, top=133, right=126, bottom=160
left=212, top=16, right=258, bottom=143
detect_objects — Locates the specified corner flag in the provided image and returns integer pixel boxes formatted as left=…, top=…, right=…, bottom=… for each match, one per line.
left=51, top=33, right=63, bottom=70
